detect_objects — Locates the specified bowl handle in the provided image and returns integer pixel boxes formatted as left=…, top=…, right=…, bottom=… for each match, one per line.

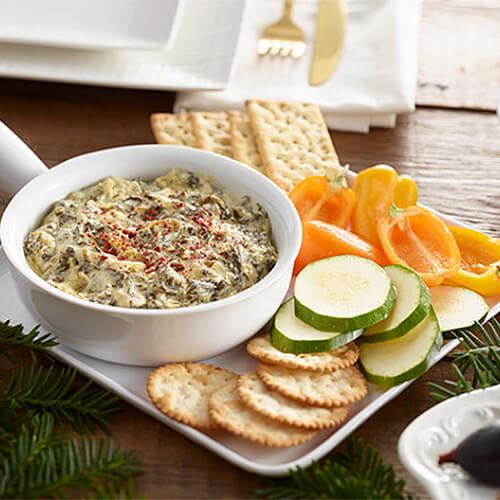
left=0, top=121, right=48, bottom=197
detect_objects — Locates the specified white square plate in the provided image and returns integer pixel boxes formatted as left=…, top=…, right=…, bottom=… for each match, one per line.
left=0, top=188, right=497, bottom=476
left=0, top=0, right=183, bottom=51
left=0, top=0, right=245, bottom=90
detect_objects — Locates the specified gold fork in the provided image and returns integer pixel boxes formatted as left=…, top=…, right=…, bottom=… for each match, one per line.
left=257, top=0, right=306, bottom=58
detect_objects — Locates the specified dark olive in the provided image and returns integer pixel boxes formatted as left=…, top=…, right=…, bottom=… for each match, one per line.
left=439, top=426, right=500, bottom=486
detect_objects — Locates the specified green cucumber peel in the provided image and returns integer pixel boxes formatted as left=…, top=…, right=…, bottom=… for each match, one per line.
left=294, top=255, right=396, bottom=333
left=430, top=285, right=490, bottom=332
left=271, top=323, right=363, bottom=354
left=360, top=307, right=443, bottom=388
left=270, top=298, right=363, bottom=354
left=362, top=264, right=431, bottom=343
left=295, top=285, right=396, bottom=333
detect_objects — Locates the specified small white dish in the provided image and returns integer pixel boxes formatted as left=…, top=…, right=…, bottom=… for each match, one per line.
left=0, top=0, right=183, bottom=51
left=399, top=385, right=500, bottom=500
left=0, top=0, right=244, bottom=91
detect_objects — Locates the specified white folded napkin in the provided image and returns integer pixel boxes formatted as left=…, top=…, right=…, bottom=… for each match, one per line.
left=175, top=0, right=422, bottom=133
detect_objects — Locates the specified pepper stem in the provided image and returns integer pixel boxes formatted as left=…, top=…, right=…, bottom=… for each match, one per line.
left=389, top=203, right=405, bottom=217
left=330, top=164, right=350, bottom=187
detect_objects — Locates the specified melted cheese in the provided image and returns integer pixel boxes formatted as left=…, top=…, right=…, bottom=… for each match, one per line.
left=24, top=169, right=277, bottom=309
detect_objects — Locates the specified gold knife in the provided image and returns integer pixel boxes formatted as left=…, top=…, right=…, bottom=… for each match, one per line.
left=309, top=0, right=346, bottom=86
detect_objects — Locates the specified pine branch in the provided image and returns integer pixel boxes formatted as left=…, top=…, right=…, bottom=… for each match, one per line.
left=0, top=364, right=121, bottom=434
left=0, top=321, right=58, bottom=363
left=0, top=414, right=67, bottom=495
left=428, top=317, right=500, bottom=401
left=90, top=478, right=147, bottom=500
left=0, top=410, right=36, bottom=460
left=253, top=436, right=414, bottom=499
left=0, top=415, right=142, bottom=499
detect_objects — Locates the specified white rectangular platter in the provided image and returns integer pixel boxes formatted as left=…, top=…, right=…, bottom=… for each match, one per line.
left=1, top=248, right=498, bottom=477
left=0, top=0, right=244, bottom=91
left=1, top=187, right=499, bottom=476
left=0, top=243, right=459, bottom=476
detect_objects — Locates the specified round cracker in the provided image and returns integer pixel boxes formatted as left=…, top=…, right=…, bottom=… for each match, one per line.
left=209, top=379, right=316, bottom=447
left=256, top=362, right=367, bottom=408
left=246, top=333, right=359, bottom=372
left=238, top=371, right=348, bottom=430
left=147, top=363, right=237, bottom=430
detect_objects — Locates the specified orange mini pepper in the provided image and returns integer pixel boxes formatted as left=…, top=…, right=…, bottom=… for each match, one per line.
left=288, top=166, right=355, bottom=228
left=351, top=165, right=418, bottom=248
left=377, top=205, right=461, bottom=287
left=447, top=226, right=500, bottom=296
left=294, top=220, right=388, bottom=275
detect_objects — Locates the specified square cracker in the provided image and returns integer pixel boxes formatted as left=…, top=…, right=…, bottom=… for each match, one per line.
left=246, top=100, right=341, bottom=192
left=150, top=113, right=196, bottom=147
left=191, top=111, right=233, bottom=158
left=228, top=111, right=264, bottom=173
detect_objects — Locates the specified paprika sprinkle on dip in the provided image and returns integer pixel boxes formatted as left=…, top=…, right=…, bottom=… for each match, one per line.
left=24, top=169, right=277, bottom=309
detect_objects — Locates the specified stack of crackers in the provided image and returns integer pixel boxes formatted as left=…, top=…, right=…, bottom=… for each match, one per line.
left=147, top=333, right=366, bottom=447
left=150, top=101, right=342, bottom=193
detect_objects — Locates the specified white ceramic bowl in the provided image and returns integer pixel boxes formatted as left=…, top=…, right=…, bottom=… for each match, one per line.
left=0, top=122, right=301, bottom=365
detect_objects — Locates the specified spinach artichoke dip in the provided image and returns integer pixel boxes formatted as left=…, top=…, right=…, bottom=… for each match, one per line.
left=24, top=169, right=277, bottom=309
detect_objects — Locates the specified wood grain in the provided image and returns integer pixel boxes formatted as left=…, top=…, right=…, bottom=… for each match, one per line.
left=334, top=108, right=500, bottom=236
left=1, top=81, right=498, bottom=236
left=417, top=0, right=500, bottom=111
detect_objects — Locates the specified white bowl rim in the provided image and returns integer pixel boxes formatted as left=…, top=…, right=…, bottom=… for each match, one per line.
left=1, top=145, right=302, bottom=317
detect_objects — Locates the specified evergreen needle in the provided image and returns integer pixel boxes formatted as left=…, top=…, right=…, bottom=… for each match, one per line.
left=253, top=436, right=414, bottom=499
left=427, top=316, right=500, bottom=401
left=0, top=318, right=143, bottom=498
left=0, top=364, right=121, bottom=434
left=0, top=321, right=58, bottom=363
left=0, top=415, right=142, bottom=499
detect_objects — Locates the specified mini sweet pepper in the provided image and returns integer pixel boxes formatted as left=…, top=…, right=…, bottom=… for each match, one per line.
left=351, top=165, right=418, bottom=248
left=377, top=205, right=461, bottom=287
left=288, top=166, right=355, bottom=228
left=447, top=226, right=500, bottom=296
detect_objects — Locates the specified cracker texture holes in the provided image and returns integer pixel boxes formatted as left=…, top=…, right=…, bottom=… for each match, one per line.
left=150, top=113, right=196, bottom=147
left=256, top=363, right=368, bottom=408
left=246, top=334, right=359, bottom=373
left=191, top=111, right=233, bottom=158
left=237, top=371, right=348, bottom=430
left=147, top=362, right=238, bottom=430
left=246, top=100, right=341, bottom=192
left=228, top=111, right=264, bottom=172
left=209, top=379, right=316, bottom=447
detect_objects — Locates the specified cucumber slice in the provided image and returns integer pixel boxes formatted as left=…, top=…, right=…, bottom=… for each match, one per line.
left=362, top=265, right=430, bottom=343
left=271, top=298, right=363, bottom=354
left=294, top=255, right=395, bottom=332
left=359, top=307, right=443, bottom=387
left=430, top=285, right=489, bottom=332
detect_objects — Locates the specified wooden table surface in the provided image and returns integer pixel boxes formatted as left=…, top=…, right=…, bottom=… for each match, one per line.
left=1, top=1, right=499, bottom=498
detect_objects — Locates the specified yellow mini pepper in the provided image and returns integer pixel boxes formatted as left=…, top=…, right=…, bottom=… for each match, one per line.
left=447, top=225, right=500, bottom=296
left=351, top=165, right=418, bottom=248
